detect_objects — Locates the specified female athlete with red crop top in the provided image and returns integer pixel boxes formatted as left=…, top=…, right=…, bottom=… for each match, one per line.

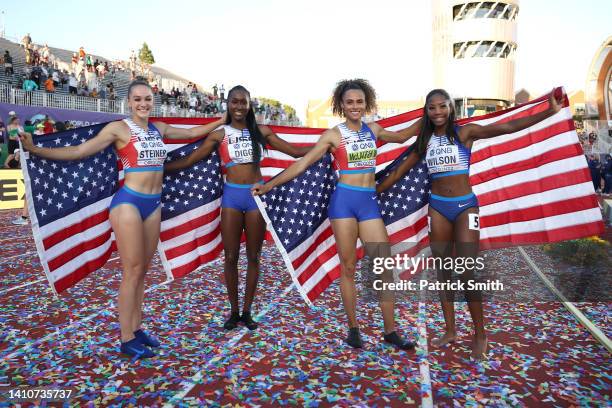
left=20, top=79, right=225, bottom=359
left=165, top=85, right=310, bottom=331
left=253, top=79, right=422, bottom=350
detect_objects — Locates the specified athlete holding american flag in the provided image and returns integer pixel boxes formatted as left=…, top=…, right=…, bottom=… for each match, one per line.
left=19, top=79, right=224, bottom=359
left=253, top=79, right=422, bottom=350
left=377, top=88, right=564, bottom=360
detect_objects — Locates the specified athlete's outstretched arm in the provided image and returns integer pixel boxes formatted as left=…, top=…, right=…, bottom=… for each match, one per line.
left=164, top=129, right=223, bottom=172
left=260, top=125, right=312, bottom=158
left=376, top=150, right=421, bottom=193
left=252, top=129, right=336, bottom=195
left=19, top=121, right=121, bottom=161
left=370, top=118, right=422, bottom=143
left=462, top=89, right=563, bottom=142
left=154, top=113, right=226, bottom=140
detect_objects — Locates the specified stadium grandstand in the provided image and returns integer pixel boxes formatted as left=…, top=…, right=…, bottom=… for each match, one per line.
left=0, top=35, right=299, bottom=125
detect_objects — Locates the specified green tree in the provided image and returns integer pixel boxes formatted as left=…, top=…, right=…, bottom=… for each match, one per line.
left=138, top=42, right=155, bottom=65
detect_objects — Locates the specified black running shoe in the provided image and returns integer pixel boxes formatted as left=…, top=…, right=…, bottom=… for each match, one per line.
left=384, top=331, right=415, bottom=350
left=346, top=327, right=363, bottom=348
left=240, top=311, right=258, bottom=330
left=223, top=312, right=241, bottom=330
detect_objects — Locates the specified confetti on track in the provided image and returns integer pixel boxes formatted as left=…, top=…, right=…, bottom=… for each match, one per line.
left=0, top=209, right=610, bottom=406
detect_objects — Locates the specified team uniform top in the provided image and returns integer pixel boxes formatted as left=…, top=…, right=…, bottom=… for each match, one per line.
left=425, top=130, right=470, bottom=179
left=117, top=118, right=168, bottom=172
left=332, top=122, right=377, bottom=174
left=218, top=125, right=264, bottom=168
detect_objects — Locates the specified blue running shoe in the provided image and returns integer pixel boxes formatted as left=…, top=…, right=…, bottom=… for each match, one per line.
left=134, top=329, right=160, bottom=348
left=120, top=338, right=155, bottom=359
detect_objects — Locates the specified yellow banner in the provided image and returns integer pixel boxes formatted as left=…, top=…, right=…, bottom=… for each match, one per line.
left=0, top=170, right=25, bottom=210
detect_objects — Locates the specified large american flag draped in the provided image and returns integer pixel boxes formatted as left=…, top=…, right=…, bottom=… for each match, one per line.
left=253, top=89, right=604, bottom=303
left=22, top=124, right=119, bottom=294
left=21, top=89, right=604, bottom=299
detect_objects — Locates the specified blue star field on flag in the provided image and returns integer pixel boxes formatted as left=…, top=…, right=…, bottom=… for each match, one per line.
left=161, top=142, right=223, bottom=220
left=25, top=123, right=118, bottom=227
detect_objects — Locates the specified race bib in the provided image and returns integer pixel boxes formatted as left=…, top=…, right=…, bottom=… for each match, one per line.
left=134, top=134, right=167, bottom=167
left=346, top=139, right=377, bottom=169
left=227, top=135, right=256, bottom=163
left=426, top=144, right=461, bottom=174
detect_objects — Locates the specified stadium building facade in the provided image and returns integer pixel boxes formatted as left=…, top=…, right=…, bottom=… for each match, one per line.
left=432, top=0, right=519, bottom=117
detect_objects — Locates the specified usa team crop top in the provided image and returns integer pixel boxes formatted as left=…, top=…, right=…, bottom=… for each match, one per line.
left=425, top=128, right=470, bottom=179
left=117, top=118, right=168, bottom=172
left=218, top=125, right=264, bottom=168
left=332, top=122, right=377, bottom=174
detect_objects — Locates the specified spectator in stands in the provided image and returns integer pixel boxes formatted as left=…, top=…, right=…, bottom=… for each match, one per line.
left=43, top=116, right=54, bottom=134
left=23, top=76, right=38, bottom=91
left=54, top=121, right=66, bottom=132
left=86, top=55, right=93, bottom=72
left=51, top=70, right=60, bottom=88
left=6, top=116, right=23, bottom=154
left=99, top=86, right=107, bottom=99
left=95, top=61, right=103, bottom=78
left=4, top=146, right=30, bottom=226
left=71, top=52, right=78, bottom=67
left=78, top=85, right=89, bottom=97
left=3, top=50, right=13, bottom=76
left=220, top=84, right=225, bottom=101
left=107, top=82, right=115, bottom=100
left=21, top=33, right=32, bottom=49
left=79, top=46, right=86, bottom=59
left=23, top=120, right=35, bottom=135
left=68, top=73, right=78, bottom=95
left=588, top=154, right=602, bottom=192
left=603, top=154, right=612, bottom=196
left=41, top=44, right=50, bottom=65
left=0, top=120, right=5, bottom=146
left=44, top=77, right=55, bottom=93
left=90, top=88, right=99, bottom=98
left=152, top=84, right=159, bottom=94
left=25, top=47, right=32, bottom=65
left=213, top=83, right=218, bottom=99
left=4, top=147, right=21, bottom=169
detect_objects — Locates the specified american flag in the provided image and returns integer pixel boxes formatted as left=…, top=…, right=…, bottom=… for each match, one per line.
left=22, top=89, right=603, bottom=297
left=22, top=124, right=119, bottom=294
left=253, top=89, right=603, bottom=304
left=158, top=142, right=223, bottom=279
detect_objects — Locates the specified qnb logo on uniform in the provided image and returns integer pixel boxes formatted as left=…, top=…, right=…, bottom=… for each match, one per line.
left=426, top=144, right=463, bottom=173
left=135, top=134, right=167, bottom=166
left=347, top=139, right=376, bottom=166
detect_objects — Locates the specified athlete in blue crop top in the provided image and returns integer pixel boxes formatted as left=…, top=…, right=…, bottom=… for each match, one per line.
left=377, top=88, right=564, bottom=360
left=254, top=79, right=422, bottom=351
left=165, top=85, right=310, bottom=332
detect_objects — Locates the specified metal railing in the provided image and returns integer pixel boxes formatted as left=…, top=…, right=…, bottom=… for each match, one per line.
left=0, top=83, right=302, bottom=125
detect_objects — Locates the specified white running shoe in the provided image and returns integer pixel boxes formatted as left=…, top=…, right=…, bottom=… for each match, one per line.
left=12, top=217, right=28, bottom=225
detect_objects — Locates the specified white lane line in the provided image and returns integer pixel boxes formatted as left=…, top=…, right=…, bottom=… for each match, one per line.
left=518, top=246, right=612, bottom=354
left=1, top=251, right=36, bottom=263
left=163, top=283, right=295, bottom=407
left=0, top=278, right=46, bottom=294
left=418, top=300, right=433, bottom=408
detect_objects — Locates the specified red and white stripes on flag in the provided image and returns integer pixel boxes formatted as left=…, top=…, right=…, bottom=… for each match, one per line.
left=462, top=90, right=603, bottom=247
left=255, top=88, right=604, bottom=303
left=23, top=88, right=603, bottom=297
